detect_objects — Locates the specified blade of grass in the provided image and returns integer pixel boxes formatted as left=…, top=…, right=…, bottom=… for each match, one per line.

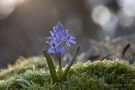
left=62, top=47, right=80, bottom=80
left=15, top=79, right=32, bottom=87
left=44, top=51, right=58, bottom=82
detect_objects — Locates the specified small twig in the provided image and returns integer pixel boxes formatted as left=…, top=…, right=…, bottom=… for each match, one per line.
left=122, top=43, right=131, bottom=57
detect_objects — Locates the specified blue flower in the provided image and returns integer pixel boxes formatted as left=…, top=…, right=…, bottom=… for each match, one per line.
left=46, top=21, right=76, bottom=54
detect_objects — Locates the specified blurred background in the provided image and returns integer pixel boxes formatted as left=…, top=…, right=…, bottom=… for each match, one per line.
left=0, top=0, right=135, bottom=67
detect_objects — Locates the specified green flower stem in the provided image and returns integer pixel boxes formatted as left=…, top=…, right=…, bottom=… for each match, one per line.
left=58, top=53, right=63, bottom=79
left=54, top=48, right=63, bottom=79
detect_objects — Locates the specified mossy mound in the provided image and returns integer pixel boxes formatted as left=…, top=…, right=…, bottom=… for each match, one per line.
left=0, top=56, right=135, bottom=90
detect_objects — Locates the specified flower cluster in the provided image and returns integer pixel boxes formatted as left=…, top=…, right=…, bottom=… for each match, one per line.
left=46, top=21, right=76, bottom=54
left=44, top=21, right=80, bottom=82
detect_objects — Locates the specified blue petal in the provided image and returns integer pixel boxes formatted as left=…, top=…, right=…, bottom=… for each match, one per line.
left=49, top=31, right=54, bottom=36
left=48, top=47, right=65, bottom=54
left=69, top=39, right=76, bottom=44
left=57, top=48, right=65, bottom=54
left=53, top=26, right=56, bottom=32
left=65, top=29, right=69, bottom=34
left=70, top=36, right=75, bottom=39
left=47, top=36, right=52, bottom=39
left=66, top=41, right=70, bottom=46
left=48, top=47, right=56, bottom=53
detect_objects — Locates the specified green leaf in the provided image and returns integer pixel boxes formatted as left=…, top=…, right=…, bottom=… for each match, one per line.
left=62, top=47, right=80, bottom=80
left=44, top=51, right=58, bottom=82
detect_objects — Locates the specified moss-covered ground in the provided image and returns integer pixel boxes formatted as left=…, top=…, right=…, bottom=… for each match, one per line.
left=0, top=56, right=135, bottom=90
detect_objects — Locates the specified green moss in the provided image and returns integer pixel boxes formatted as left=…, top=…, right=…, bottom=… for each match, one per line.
left=0, top=57, right=135, bottom=90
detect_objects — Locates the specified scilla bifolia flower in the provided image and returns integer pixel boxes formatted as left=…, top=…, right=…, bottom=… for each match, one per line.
left=44, top=21, right=80, bottom=82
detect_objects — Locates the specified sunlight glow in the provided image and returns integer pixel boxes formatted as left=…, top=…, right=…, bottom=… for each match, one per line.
left=92, top=5, right=118, bottom=31
left=118, top=0, right=135, bottom=17
left=0, top=0, right=27, bottom=19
